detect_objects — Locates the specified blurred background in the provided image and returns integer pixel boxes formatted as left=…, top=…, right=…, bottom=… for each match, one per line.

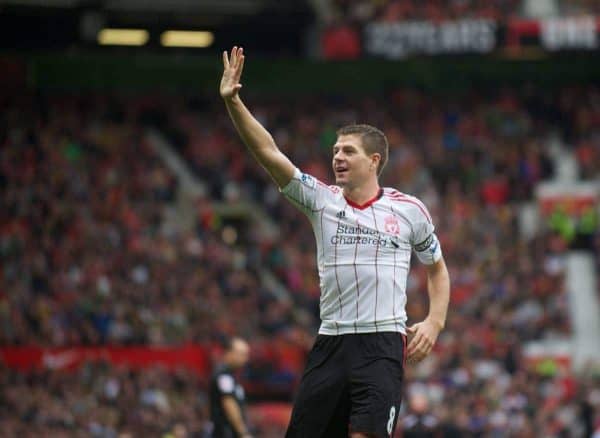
left=1, top=0, right=600, bottom=436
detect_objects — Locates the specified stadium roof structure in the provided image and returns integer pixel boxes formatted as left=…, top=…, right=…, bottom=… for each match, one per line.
left=0, top=0, right=314, bottom=53
left=3, top=0, right=275, bottom=20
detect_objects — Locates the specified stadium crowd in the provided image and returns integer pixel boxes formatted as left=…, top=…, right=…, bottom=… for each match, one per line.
left=0, top=363, right=208, bottom=438
left=561, top=0, right=600, bottom=16
left=1, top=83, right=600, bottom=436
left=0, top=94, right=288, bottom=347
left=327, top=0, right=521, bottom=23
left=325, top=0, right=600, bottom=24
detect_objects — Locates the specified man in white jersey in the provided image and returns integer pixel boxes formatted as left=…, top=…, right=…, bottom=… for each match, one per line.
left=220, top=46, right=450, bottom=438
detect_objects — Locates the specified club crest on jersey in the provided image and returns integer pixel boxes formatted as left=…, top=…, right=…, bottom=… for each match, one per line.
left=384, top=215, right=400, bottom=236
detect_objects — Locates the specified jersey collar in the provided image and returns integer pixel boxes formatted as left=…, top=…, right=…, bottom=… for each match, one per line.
left=344, top=188, right=383, bottom=210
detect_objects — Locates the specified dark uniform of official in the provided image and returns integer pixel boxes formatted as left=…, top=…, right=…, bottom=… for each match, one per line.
left=209, top=365, right=246, bottom=438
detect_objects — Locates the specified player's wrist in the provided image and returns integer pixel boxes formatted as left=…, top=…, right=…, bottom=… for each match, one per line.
left=223, top=93, right=241, bottom=105
left=425, top=316, right=445, bottom=331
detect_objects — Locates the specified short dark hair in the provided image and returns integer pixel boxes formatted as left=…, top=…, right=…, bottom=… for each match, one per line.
left=336, top=124, right=389, bottom=176
left=218, top=335, right=234, bottom=351
left=219, top=335, right=245, bottom=352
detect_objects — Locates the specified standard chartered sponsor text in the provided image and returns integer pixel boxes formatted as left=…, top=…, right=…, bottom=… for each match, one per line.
left=332, top=224, right=394, bottom=247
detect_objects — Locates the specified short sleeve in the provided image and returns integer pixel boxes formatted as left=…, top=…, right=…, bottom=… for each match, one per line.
left=280, top=168, right=334, bottom=216
left=409, top=200, right=442, bottom=265
left=217, top=374, right=235, bottom=395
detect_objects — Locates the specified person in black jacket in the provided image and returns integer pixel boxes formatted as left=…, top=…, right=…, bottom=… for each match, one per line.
left=209, top=337, right=252, bottom=438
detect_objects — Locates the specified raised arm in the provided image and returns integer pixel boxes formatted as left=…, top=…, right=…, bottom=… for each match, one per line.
left=220, top=46, right=295, bottom=188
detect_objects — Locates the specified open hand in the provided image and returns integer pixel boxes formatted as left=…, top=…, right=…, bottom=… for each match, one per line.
left=220, top=46, right=245, bottom=100
left=406, top=319, right=442, bottom=364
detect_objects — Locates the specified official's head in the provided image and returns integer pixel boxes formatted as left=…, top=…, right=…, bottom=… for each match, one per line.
left=409, top=392, right=429, bottom=414
left=222, top=336, right=250, bottom=369
left=333, top=124, right=389, bottom=188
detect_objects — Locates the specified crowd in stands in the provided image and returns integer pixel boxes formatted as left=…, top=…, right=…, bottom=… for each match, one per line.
left=2, top=361, right=598, bottom=437
left=0, top=363, right=208, bottom=438
left=328, top=0, right=521, bottom=24
left=325, top=0, right=600, bottom=24
left=561, top=0, right=600, bottom=16
left=1, top=83, right=599, bottom=435
left=0, top=94, right=291, bottom=347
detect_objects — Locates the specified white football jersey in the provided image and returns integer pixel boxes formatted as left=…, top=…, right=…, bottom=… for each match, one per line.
left=281, top=168, right=442, bottom=335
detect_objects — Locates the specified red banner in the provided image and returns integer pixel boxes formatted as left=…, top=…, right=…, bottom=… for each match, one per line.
left=536, top=182, right=598, bottom=217
left=508, top=16, right=600, bottom=51
left=0, top=345, right=209, bottom=375
left=247, top=403, right=293, bottom=429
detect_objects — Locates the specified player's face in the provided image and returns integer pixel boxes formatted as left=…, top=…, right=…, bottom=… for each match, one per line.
left=332, top=134, right=375, bottom=188
left=230, top=339, right=250, bottom=368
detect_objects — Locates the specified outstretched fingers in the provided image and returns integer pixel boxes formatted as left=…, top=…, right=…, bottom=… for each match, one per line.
left=225, top=46, right=244, bottom=71
left=220, top=46, right=244, bottom=98
left=230, top=46, right=238, bottom=66
left=222, top=51, right=229, bottom=69
left=235, top=47, right=244, bottom=68
left=234, top=53, right=245, bottom=83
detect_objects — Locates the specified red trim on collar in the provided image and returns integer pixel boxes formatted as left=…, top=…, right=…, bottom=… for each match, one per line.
left=344, top=188, right=383, bottom=210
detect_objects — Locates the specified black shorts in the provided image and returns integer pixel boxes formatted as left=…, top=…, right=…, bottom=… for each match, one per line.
left=285, top=332, right=406, bottom=438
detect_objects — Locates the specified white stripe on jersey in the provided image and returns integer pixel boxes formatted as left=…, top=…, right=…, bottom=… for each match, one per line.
left=281, top=168, right=442, bottom=335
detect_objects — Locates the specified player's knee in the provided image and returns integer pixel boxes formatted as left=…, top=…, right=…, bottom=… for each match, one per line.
left=349, top=433, right=377, bottom=438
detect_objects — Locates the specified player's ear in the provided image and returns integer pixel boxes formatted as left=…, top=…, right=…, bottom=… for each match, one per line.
left=370, top=153, right=381, bottom=171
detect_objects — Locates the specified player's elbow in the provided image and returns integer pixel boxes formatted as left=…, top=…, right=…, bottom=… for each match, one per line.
left=426, top=256, right=446, bottom=275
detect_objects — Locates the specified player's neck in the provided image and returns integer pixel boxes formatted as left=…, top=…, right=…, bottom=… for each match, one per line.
left=343, top=180, right=381, bottom=207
